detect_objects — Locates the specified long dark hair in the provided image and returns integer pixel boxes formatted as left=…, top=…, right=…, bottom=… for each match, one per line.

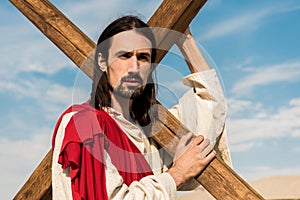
left=90, top=15, right=157, bottom=126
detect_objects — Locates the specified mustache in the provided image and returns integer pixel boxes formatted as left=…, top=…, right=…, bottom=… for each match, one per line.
left=120, top=74, right=143, bottom=84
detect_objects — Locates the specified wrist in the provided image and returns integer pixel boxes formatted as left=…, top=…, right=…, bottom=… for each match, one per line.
left=167, top=167, right=186, bottom=188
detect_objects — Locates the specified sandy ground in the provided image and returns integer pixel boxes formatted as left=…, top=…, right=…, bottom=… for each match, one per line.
left=177, top=175, right=300, bottom=200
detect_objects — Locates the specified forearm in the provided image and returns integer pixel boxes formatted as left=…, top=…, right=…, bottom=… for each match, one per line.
left=176, top=30, right=210, bottom=73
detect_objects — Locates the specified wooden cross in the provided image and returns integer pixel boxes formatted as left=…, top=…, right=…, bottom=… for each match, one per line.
left=10, top=0, right=264, bottom=199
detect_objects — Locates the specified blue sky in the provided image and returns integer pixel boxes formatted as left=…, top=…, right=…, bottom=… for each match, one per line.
left=1, top=0, right=300, bottom=199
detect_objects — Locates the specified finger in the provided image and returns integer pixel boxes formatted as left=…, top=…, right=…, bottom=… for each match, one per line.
left=202, top=150, right=216, bottom=163
left=178, top=132, right=193, bottom=147
left=183, top=132, right=194, bottom=146
left=190, top=135, right=204, bottom=147
left=198, top=138, right=210, bottom=150
left=199, top=144, right=214, bottom=159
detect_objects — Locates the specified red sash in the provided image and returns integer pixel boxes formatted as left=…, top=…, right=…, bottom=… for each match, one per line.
left=52, top=103, right=153, bottom=200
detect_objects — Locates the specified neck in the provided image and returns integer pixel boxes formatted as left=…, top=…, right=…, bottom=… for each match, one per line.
left=110, top=92, right=133, bottom=122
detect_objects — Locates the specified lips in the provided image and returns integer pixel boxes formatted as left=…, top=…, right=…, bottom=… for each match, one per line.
left=121, top=75, right=143, bottom=87
left=123, top=79, right=142, bottom=87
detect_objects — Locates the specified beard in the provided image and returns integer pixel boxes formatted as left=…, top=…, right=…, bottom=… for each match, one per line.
left=112, top=74, right=145, bottom=98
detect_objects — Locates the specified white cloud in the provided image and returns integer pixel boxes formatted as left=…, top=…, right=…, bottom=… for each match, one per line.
left=0, top=24, right=72, bottom=78
left=0, top=132, right=51, bottom=199
left=227, top=97, right=300, bottom=151
left=201, top=7, right=271, bottom=40
left=293, top=146, right=300, bottom=152
left=227, top=98, right=263, bottom=116
left=229, top=141, right=263, bottom=152
left=290, top=98, right=300, bottom=106
left=1, top=77, right=70, bottom=102
left=231, top=60, right=300, bottom=96
left=203, top=15, right=253, bottom=40
left=0, top=76, right=90, bottom=151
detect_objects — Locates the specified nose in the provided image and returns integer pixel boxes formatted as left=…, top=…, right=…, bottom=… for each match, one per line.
left=127, top=55, right=139, bottom=73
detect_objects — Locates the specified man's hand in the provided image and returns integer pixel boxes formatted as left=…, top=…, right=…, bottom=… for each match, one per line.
left=167, top=132, right=216, bottom=188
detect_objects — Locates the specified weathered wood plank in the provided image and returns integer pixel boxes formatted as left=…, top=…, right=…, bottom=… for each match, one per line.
left=10, top=0, right=264, bottom=199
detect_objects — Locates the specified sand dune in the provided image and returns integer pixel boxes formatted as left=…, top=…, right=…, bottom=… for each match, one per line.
left=177, top=175, right=300, bottom=200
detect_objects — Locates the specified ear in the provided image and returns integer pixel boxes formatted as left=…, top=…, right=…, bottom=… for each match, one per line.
left=98, top=53, right=107, bottom=72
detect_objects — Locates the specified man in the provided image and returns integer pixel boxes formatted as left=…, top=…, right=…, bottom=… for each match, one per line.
left=52, top=15, right=231, bottom=199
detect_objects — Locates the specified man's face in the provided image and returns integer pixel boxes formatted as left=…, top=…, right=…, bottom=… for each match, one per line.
left=105, top=30, right=152, bottom=98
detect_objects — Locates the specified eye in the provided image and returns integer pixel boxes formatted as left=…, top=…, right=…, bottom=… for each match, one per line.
left=137, top=53, right=151, bottom=62
left=119, top=52, right=132, bottom=59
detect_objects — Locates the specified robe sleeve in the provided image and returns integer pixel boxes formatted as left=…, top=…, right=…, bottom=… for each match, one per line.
left=168, top=69, right=232, bottom=191
left=105, top=151, right=177, bottom=200
left=169, top=69, right=232, bottom=166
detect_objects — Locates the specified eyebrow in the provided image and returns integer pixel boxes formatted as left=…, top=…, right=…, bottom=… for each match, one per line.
left=115, top=50, right=130, bottom=57
left=115, top=50, right=151, bottom=57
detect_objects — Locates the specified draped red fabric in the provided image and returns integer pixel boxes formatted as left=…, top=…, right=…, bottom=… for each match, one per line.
left=52, top=103, right=153, bottom=200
